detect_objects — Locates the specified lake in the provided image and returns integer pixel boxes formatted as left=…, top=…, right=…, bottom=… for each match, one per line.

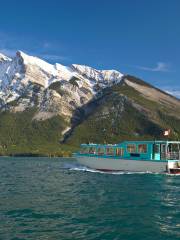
left=0, top=157, right=179, bottom=240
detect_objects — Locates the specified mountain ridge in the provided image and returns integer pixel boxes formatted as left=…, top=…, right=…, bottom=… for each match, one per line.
left=0, top=51, right=179, bottom=156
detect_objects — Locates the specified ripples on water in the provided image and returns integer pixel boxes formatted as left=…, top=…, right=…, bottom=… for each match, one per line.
left=0, top=157, right=179, bottom=240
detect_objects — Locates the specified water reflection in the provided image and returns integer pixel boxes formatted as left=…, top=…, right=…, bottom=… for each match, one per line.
left=0, top=157, right=179, bottom=240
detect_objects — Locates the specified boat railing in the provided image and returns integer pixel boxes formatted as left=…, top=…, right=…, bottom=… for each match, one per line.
left=165, top=152, right=180, bottom=160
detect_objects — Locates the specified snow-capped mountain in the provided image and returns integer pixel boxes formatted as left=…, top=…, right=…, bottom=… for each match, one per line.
left=0, top=51, right=123, bottom=121
left=0, top=51, right=180, bottom=155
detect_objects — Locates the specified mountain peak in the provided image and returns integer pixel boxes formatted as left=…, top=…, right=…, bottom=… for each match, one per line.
left=71, top=64, right=123, bottom=85
left=15, top=51, right=58, bottom=77
left=0, top=50, right=126, bottom=107
left=16, top=50, right=27, bottom=57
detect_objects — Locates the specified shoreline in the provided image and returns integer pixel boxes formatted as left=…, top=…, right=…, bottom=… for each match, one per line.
left=0, top=154, right=74, bottom=158
left=0, top=155, right=75, bottom=159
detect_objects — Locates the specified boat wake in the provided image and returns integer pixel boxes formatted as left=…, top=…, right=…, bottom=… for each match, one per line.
left=65, top=164, right=161, bottom=175
left=62, top=163, right=180, bottom=176
left=70, top=167, right=180, bottom=175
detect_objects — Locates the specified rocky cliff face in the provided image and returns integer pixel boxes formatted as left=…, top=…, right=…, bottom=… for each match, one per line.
left=0, top=51, right=123, bottom=122
left=0, top=51, right=179, bottom=155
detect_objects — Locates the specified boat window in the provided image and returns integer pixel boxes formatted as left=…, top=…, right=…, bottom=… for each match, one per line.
left=127, top=144, right=136, bottom=153
left=154, top=144, right=160, bottom=153
left=80, top=147, right=89, bottom=154
left=98, top=147, right=104, bottom=155
left=130, top=153, right=140, bottom=157
left=106, top=147, right=114, bottom=155
left=116, top=148, right=124, bottom=156
left=89, top=147, right=96, bottom=154
left=138, top=144, right=147, bottom=153
left=170, top=144, right=179, bottom=152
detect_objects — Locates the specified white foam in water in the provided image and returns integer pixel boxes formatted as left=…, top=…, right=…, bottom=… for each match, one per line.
left=166, top=173, right=180, bottom=177
left=64, top=164, right=180, bottom=176
left=67, top=164, right=162, bottom=175
left=70, top=165, right=102, bottom=173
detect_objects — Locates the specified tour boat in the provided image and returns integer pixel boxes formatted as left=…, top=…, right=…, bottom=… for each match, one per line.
left=74, top=141, right=180, bottom=174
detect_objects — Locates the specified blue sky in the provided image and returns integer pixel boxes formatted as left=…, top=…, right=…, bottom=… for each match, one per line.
left=0, top=0, right=179, bottom=97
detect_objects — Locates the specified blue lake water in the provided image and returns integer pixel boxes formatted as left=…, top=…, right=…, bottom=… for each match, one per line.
left=0, top=157, right=179, bottom=240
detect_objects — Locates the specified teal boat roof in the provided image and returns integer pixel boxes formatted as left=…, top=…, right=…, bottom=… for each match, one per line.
left=123, top=140, right=180, bottom=144
left=81, top=140, right=180, bottom=147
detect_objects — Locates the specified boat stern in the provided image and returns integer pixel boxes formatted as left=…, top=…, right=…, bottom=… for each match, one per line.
left=167, top=160, right=180, bottom=174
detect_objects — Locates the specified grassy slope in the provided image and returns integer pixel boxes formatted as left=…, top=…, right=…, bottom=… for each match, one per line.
left=67, top=96, right=162, bottom=146
left=67, top=82, right=180, bottom=146
left=0, top=109, right=75, bottom=156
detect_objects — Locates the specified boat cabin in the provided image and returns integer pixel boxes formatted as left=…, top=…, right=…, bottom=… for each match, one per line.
left=80, top=141, right=180, bottom=161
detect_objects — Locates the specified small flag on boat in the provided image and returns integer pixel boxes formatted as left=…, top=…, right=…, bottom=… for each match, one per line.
left=163, top=129, right=170, bottom=136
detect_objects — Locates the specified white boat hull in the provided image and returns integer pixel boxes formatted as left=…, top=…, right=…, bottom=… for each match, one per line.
left=76, top=156, right=168, bottom=173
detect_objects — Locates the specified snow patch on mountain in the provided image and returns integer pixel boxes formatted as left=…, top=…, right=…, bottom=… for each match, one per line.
left=0, top=51, right=124, bottom=120
left=72, top=64, right=123, bottom=85
left=0, top=53, right=11, bottom=62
